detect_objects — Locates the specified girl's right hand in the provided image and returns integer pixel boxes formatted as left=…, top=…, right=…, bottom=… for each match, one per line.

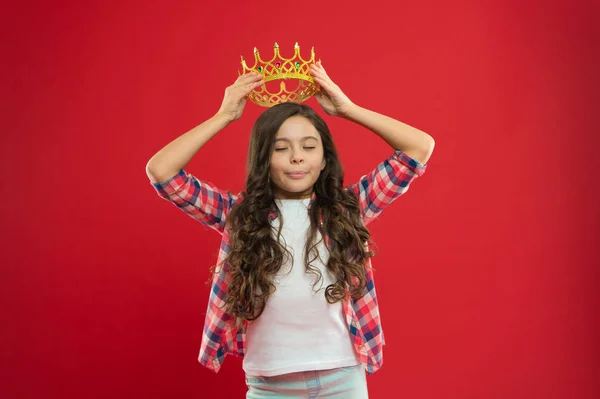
left=216, top=72, right=265, bottom=122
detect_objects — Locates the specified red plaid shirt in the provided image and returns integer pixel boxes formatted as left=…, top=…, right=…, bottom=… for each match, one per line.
left=151, top=150, right=427, bottom=374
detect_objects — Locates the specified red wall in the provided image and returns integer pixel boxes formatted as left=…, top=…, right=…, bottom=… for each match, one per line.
left=2, top=0, right=598, bottom=397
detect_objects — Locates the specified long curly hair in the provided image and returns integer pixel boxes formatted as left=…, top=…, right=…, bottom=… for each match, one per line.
left=220, top=102, right=374, bottom=325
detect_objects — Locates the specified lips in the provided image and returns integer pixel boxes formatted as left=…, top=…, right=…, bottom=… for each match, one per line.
left=286, top=172, right=306, bottom=179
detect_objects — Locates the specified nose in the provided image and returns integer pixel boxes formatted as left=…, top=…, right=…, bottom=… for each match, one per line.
left=290, top=150, right=304, bottom=164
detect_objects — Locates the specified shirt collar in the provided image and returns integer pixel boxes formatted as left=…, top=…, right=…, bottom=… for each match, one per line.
left=268, top=192, right=316, bottom=221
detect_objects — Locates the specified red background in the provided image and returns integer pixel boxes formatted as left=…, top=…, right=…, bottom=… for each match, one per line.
left=2, top=0, right=599, bottom=397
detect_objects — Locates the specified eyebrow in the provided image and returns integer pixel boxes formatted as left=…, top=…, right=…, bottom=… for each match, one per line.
left=274, top=136, right=319, bottom=143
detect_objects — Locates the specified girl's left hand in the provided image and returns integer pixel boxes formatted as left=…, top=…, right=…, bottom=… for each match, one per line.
left=309, top=61, right=355, bottom=118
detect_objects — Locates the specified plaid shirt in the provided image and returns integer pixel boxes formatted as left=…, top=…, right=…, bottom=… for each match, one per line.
left=151, top=150, right=427, bottom=374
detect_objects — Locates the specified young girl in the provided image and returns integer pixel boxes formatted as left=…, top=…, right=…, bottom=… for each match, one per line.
left=146, top=61, right=434, bottom=398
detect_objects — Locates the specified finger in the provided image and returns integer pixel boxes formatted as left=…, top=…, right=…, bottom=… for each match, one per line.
left=310, top=64, right=328, bottom=80
left=244, top=79, right=265, bottom=93
left=312, top=76, right=333, bottom=93
left=312, top=61, right=325, bottom=71
left=237, top=71, right=263, bottom=83
left=315, top=62, right=330, bottom=79
left=310, top=70, right=325, bottom=84
left=309, top=65, right=323, bottom=79
left=317, top=63, right=329, bottom=77
left=241, top=72, right=263, bottom=82
left=235, top=76, right=262, bottom=90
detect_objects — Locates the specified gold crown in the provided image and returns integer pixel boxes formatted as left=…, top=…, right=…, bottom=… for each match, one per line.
left=240, top=42, right=319, bottom=107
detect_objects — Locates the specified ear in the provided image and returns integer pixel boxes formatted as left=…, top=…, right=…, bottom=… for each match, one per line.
left=321, top=158, right=326, bottom=170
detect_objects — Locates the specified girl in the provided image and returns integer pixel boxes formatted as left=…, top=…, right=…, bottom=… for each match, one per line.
left=146, top=61, right=434, bottom=398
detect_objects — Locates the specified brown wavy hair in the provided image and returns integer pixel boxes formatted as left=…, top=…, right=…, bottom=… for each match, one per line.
left=220, top=102, right=374, bottom=326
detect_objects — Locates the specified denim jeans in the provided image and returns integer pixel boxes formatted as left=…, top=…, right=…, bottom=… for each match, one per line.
left=245, top=364, right=368, bottom=398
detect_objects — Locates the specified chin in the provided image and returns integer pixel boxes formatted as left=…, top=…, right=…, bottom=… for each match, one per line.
left=285, top=187, right=312, bottom=194
left=276, top=184, right=314, bottom=198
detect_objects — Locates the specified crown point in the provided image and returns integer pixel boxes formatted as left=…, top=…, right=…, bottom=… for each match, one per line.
left=294, top=42, right=299, bottom=48
left=274, top=42, right=279, bottom=48
left=253, top=47, right=259, bottom=54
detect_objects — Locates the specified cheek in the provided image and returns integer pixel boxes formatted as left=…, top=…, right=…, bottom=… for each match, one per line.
left=268, top=158, right=283, bottom=175
left=314, top=152, right=326, bottom=168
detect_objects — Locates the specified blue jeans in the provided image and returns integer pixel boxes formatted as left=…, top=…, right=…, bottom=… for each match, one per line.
left=245, top=364, right=368, bottom=398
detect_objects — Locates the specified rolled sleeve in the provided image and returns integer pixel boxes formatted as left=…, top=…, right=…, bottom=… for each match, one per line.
left=151, top=169, right=238, bottom=234
left=346, top=150, right=427, bottom=226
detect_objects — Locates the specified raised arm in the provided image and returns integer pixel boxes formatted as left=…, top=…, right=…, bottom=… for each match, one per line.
left=340, top=105, right=435, bottom=165
left=146, top=113, right=231, bottom=183
left=146, top=72, right=264, bottom=233
left=145, top=72, right=265, bottom=182
left=309, top=61, right=435, bottom=165
left=309, top=61, right=434, bottom=224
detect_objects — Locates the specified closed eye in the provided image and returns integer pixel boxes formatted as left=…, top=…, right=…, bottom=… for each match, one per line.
left=274, top=147, right=315, bottom=151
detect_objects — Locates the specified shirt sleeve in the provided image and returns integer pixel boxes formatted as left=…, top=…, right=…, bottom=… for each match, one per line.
left=345, top=150, right=427, bottom=226
left=150, top=169, right=239, bottom=235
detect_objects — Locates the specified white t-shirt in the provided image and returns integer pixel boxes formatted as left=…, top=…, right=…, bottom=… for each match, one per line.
left=243, top=198, right=360, bottom=377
